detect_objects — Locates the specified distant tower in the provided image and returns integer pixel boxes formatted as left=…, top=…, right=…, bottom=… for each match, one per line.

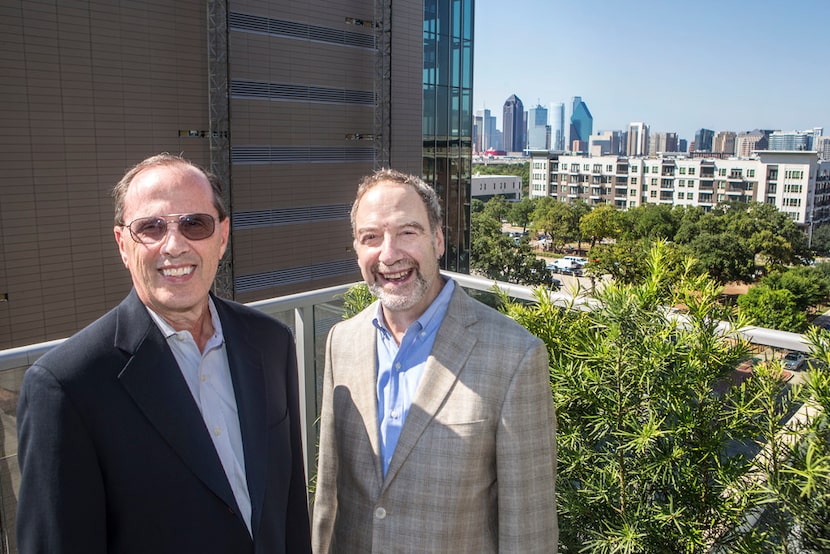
left=713, top=131, right=736, bottom=155
left=569, top=96, right=593, bottom=151
left=527, top=104, right=549, bottom=150
left=627, top=122, right=649, bottom=156
left=503, top=94, right=525, bottom=152
left=475, top=108, right=497, bottom=152
left=695, top=128, right=714, bottom=152
left=551, top=102, right=565, bottom=151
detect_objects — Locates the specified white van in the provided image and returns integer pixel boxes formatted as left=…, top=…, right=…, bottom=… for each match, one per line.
left=563, top=255, right=588, bottom=266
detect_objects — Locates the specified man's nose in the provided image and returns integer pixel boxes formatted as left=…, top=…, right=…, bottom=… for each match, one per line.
left=160, top=224, right=191, bottom=256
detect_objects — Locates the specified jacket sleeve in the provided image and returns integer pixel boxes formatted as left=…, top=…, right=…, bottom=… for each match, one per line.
left=282, top=334, right=313, bottom=554
left=496, top=339, right=558, bottom=553
left=16, top=364, right=108, bottom=554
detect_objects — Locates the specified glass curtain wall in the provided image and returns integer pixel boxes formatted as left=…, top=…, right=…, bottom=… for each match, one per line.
left=423, top=0, right=473, bottom=273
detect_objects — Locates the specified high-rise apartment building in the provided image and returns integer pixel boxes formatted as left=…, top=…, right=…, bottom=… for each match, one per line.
left=529, top=151, right=830, bottom=230
left=0, top=0, right=472, bottom=349
left=527, top=104, right=549, bottom=150
left=503, top=94, right=525, bottom=153
left=713, top=131, right=737, bottom=155
left=694, top=128, right=715, bottom=152
left=627, top=122, right=649, bottom=156
left=569, top=96, right=593, bottom=151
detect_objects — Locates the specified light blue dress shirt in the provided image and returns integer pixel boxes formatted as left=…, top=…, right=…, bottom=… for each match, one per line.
left=374, top=278, right=455, bottom=476
left=147, top=299, right=252, bottom=536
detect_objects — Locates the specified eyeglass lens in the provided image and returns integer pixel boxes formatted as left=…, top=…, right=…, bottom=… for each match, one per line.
left=128, top=213, right=215, bottom=243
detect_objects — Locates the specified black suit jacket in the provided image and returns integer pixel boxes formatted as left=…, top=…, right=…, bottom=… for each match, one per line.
left=16, top=290, right=311, bottom=553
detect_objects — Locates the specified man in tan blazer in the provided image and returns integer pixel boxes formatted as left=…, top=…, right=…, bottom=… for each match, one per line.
left=312, top=169, right=557, bottom=553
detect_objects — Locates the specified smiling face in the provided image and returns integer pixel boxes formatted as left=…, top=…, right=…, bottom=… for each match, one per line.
left=352, top=180, right=445, bottom=327
left=113, top=163, right=229, bottom=328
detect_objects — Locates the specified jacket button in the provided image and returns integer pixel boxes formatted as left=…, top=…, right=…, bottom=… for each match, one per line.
left=374, top=507, right=387, bottom=519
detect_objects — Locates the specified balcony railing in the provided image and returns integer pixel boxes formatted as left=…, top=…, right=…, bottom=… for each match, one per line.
left=0, top=271, right=815, bottom=553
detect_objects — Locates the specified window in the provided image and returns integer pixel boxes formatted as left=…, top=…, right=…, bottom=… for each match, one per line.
left=650, top=190, right=657, bottom=198
left=718, top=168, right=727, bottom=176
left=747, top=169, right=755, bottom=178
left=679, top=167, right=687, bottom=175
left=630, top=189, right=637, bottom=196
left=652, top=166, right=659, bottom=173
left=631, top=177, right=638, bottom=185
left=651, top=178, right=658, bottom=186
left=631, top=166, right=639, bottom=173
left=606, top=165, right=613, bottom=172
left=689, top=167, right=696, bottom=176
left=746, top=182, right=754, bottom=191
left=678, top=192, right=684, bottom=199
left=583, top=164, right=590, bottom=171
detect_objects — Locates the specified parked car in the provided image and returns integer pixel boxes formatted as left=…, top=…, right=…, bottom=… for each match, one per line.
left=782, top=351, right=806, bottom=371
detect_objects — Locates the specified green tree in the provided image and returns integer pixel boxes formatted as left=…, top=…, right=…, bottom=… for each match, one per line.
left=470, top=209, right=554, bottom=287
left=809, top=223, right=830, bottom=256
left=725, top=202, right=810, bottom=269
left=683, top=231, right=756, bottom=284
left=737, top=285, right=808, bottom=332
left=481, top=195, right=510, bottom=223
left=531, top=196, right=572, bottom=251
left=579, top=204, right=623, bottom=248
left=508, top=196, right=535, bottom=233
left=762, top=266, right=830, bottom=313
left=501, top=242, right=787, bottom=552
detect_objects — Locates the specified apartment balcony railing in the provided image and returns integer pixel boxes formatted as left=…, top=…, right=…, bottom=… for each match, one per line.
left=0, top=271, right=814, bottom=553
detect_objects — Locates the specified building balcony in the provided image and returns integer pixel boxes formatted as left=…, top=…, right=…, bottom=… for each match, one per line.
left=0, top=272, right=820, bottom=553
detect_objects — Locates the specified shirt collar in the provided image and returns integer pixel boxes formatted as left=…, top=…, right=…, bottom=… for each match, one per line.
left=372, top=277, right=455, bottom=337
left=146, top=297, right=225, bottom=344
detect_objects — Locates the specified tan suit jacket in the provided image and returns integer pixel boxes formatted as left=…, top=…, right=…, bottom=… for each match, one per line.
left=312, top=283, right=557, bottom=553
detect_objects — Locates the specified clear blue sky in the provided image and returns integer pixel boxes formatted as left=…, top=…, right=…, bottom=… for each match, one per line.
left=474, top=0, right=830, bottom=142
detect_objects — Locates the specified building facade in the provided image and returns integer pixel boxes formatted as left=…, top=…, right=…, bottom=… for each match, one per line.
left=627, top=122, right=649, bottom=156
left=0, top=0, right=472, bottom=349
left=502, top=94, right=525, bottom=153
left=694, top=128, right=715, bottom=152
left=471, top=174, right=522, bottom=202
left=527, top=104, right=549, bottom=150
left=528, top=151, right=830, bottom=230
left=551, top=102, right=565, bottom=151
left=569, top=96, right=593, bottom=152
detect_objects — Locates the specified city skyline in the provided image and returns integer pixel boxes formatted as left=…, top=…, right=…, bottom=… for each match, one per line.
left=473, top=0, right=830, bottom=143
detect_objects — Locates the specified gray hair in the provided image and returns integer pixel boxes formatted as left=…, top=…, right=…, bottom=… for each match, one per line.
left=350, top=168, right=442, bottom=234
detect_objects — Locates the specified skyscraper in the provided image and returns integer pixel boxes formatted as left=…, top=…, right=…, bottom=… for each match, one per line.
left=569, top=96, right=593, bottom=151
left=503, top=94, right=525, bottom=153
left=627, top=122, right=650, bottom=156
left=527, top=104, right=549, bottom=150
left=694, top=128, right=715, bottom=152
left=551, top=102, right=565, bottom=151
left=713, top=131, right=737, bottom=155
left=0, top=0, right=471, bottom=349
left=475, top=109, right=498, bottom=153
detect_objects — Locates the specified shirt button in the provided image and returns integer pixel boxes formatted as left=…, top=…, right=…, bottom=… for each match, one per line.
left=390, top=410, right=399, bottom=419
left=213, top=427, right=222, bottom=437
left=200, top=374, right=207, bottom=382
left=375, top=507, right=387, bottom=519
left=395, top=362, right=401, bottom=369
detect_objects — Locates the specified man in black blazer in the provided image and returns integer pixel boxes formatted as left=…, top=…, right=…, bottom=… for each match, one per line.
left=16, top=154, right=312, bottom=553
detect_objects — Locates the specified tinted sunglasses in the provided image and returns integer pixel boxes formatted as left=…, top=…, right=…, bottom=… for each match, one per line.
left=123, top=213, right=216, bottom=244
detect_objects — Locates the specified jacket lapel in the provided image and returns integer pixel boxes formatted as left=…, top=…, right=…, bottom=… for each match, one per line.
left=114, top=291, right=240, bottom=516
left=216, top=298, right=268, bottom=535
left=382, top=286, right=478, bottom=488
left=347, top=305, right=385, bottom=483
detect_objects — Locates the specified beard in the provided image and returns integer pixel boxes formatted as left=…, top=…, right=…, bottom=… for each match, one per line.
left=368, top=263, right=433, bottom=313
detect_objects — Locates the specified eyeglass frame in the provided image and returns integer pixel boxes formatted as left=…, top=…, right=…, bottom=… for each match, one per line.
left=120, top=213, right=218, bottom=245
